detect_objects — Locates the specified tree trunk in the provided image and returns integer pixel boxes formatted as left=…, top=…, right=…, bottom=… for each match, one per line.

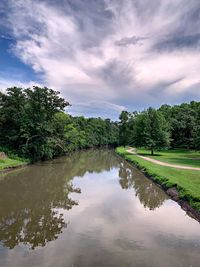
left=151, top=148, right=154, bottom=155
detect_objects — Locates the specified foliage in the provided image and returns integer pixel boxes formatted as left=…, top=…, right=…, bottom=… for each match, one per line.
left=119, top=111, right=133, bottom=145
left=134, top=108, right=170, bottom=154
left=119, top=101, right=200, bottom=151
left=0, top=86, right=70, bottom=161
left=119, top=108, right=170, bottom=154
left=0, top=86, right=119, bottom=162
left=2, top=85, right=200, bottom=163
left=159, top=101, right=200, bottom=149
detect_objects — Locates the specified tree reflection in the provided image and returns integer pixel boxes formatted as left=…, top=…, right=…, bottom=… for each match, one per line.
left=119, top=162, right=167, bottom=210
left=0, top=171, right=79, bottom=249
left=0, top=149, right=118, bottom=249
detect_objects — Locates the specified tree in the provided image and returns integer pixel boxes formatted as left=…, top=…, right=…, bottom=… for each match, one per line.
left=0, top=86, right=120, bottom=161
left=119, top=111, right=132, bottom=146
left=159, top=102, right=200, bottom=149
left=194, top=126, right=200, bottom=150
left=0, top=87, right=26, bottom=150
left=0, top=86, right=70, bottom=161
left=134, top=108, right=170, bottom=155
left=170, top=104, right=197, bottom=149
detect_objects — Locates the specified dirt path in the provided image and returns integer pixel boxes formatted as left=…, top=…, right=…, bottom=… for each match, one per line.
left=126, top=148, right=200, bottom=171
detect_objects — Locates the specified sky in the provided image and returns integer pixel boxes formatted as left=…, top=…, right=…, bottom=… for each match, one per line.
left=1, top=0, right=200, bottom=119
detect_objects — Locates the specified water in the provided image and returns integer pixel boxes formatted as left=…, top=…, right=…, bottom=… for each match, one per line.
left=0, top=149, right=199, bottom=267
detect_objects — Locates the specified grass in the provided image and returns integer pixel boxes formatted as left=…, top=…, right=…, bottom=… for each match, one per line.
left=116, top=147, right=200, bottom=212
left=136, top=148, right=200, bottom=168
left=0, top=157, right=28, bottom=170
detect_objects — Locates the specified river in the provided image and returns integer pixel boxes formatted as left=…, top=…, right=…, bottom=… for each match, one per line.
left=0, top=149, right=199, bottom=267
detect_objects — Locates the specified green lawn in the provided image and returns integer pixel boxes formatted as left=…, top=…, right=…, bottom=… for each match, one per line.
left=116, top=147, right=200, bottom=211
left=136, top=148, right=200, bottom=168
left=0, top=157, right=27, bottom=170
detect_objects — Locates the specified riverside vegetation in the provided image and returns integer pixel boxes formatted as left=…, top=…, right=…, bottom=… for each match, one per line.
left=117, top=103, right=200, bottom=214
left=0, top=86, right=119, bottom=163
left=0, top=86, right=200, bottom=213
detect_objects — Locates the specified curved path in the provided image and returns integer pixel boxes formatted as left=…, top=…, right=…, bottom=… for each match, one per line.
left=127, top=147, right=200, bottom=171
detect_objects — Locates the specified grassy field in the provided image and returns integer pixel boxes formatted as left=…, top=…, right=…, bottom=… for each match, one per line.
left=0, top=157, right=27, bottom=170
left=136, top=148, right=200, bottom=168
left=116, top=147, right=200, bottom=211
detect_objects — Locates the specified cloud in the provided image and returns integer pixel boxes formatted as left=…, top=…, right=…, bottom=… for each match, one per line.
left=0, top=34, right=14, bottom=40
left=2, top=0, right=200, bottom=118
left=68, top=101, right=126, bottom=119
left=115, top=36, right=148, bottom=47
left=0, top=78, right=43, bottom=92
left=153, top=34, right=200, bottom=51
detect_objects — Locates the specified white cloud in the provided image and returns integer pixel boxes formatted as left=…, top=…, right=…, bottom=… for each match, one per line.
left=0, top=78, right=43, bottom=92
left=68, top=101, right=126, bottom=119
left=4, top=0, right=200, bottom=118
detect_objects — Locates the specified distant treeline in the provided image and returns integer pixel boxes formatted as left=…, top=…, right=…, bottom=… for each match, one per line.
left=119, top=101, right=200, bottom=154
left=1, top=86, right=199, bottom=162
left=0, top=87, right=119, bottom=162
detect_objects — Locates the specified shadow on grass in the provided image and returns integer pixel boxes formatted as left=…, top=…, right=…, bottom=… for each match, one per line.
left=183, top=156, right=200, bottom=159
left=162, top=157, right=200, bottom=167
left=137, top=152, right=163, bottom=157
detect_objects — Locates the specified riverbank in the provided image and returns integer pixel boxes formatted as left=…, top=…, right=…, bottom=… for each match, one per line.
left=116, top=147, right=200, bottom=222
left=0, top=156, right=28, bottom=172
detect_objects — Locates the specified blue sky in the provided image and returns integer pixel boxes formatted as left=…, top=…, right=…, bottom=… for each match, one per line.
left=1, top=0, right=200, bottom=119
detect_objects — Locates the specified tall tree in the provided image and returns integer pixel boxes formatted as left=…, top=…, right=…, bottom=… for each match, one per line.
left=119, top=111, right=132, bottom=146
left=0, top=86, right=70, bottom=161
left=134, top=108, right=170, bottom=155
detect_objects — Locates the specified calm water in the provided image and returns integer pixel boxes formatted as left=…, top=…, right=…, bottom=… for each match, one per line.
left=0, top=150, right=199, bottom=267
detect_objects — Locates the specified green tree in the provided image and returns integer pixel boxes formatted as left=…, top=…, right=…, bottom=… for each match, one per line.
left=119, top=111, right=132, bottom=146
left=134, top=108, right=170, bottom=155
left=0, top=87, right=26, bottom=150
left=159, top=102, right=200, bottom=149
left=194, top=126, right=200, bottom=150
left=0, top=86, right=70, bottom=161
left=171, top=104, right=197, bottom=149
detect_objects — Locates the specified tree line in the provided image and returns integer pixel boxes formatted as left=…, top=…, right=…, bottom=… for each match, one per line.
left=119, top=101, right=200, bottom=154
left=0, top=87, right=119, bottom=162
left=1, top=86, right=200, bottom=161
